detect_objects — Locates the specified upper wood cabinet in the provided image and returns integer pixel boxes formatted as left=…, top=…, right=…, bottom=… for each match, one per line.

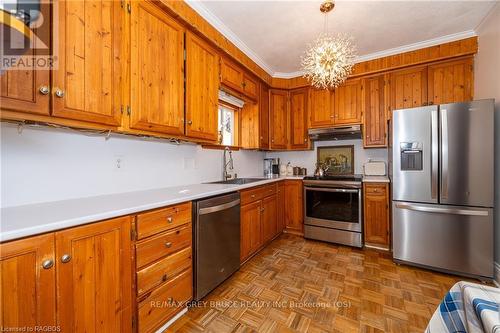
left=363, top=183, right=390, bottom=249
left=428, top=57, right=473, bottom=105
left=390, top=66, right=428, bottom=111
left=309, top=88, right=334, bottom=128
left=185, top=31, right=219, bottom=141
left=242, top=73, right=259, bottom=99
left=0, top=234, right=56, bottom=330
left=259, top=85, right=270, bottom=150
left=363, top=75, right=388, bottom=147
left=334, top=79, right=363, bottom=125
left=289, top=88, right=309, bottom=150
left=56, top=216, right=132, bottom=332
left=240, top=102, right=260, bottom=149
left=52, top=0, right=122, bottom=125
left=269, top=89, right=289, bottom=150
left=220, top=58, right=258, bottom=99
left=129, top=1, right=185, bottom=135
left=0, top=3, right=50, bottom=115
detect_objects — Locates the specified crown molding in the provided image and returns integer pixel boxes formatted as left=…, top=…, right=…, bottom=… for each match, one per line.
left=185, top=1, right=478, bottom=79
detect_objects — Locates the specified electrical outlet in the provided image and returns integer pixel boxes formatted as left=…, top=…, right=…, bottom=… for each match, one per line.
left=115, top=155, right=124, bottom=170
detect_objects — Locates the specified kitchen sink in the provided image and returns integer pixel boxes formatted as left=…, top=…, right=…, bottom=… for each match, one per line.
left=206, top=178, right=267, bottom=185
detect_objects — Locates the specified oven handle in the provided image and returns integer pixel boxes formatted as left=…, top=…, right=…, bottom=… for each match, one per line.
left=304, top=187, right=359, bottom=194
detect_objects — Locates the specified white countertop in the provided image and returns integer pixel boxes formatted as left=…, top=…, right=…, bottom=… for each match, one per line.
left=0, top=176, right=304, bottom=242
left=362, top=175, right=390, bottom=183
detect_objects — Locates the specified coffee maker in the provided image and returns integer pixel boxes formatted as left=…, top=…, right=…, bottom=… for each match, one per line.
left=263, top=158, right=280, bottom=177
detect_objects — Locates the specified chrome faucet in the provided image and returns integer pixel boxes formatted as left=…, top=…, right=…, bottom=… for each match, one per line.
left=223, top=147, right=235, bottom=180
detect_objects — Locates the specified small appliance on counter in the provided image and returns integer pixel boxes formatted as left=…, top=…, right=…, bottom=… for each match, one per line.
left=271, top=158, right=280, bottom=175
left=363, top=160, right=386, bottom=176
left=263, top=158, right=274, bottom=177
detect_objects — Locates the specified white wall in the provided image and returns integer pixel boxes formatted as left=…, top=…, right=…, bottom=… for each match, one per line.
left=266, top=139, right=387, bottom=175
left=0, top=123, right=264, bottom=208
left=474, top=3, right=500, bottom=264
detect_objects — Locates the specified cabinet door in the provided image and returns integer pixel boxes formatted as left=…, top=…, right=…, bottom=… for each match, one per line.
left=0, top=234, right=56, bottom=329
left=390, top=66, right=428, bottom=110
left=56, top=217, right=132, bottom=333
left=52, top=0, right=122, bottom=125
left=284, top=180, right=303, bottom=234
left=277, top=183, right=285, bottom=234
left=261, top=195, right=278, bottom=244
left=242, top=73, right=259, bottom=99
left=289, top=88, right=309, bottom=150
left=0, top=3, right=50, bottom=115
left=130, top=1, right=184, bottom=135
left=364, top=183, right=390, bottom=248
left=269, top=89, right=288, bottom=150
left=221, top=58, right=243, bottom=93
left=240, top=201, right=262, bottom=262
left=309, top=88, right=334, bottom=128
left=363, top=75, right=387, bottom=147
left=259, top=85, right=270, bottom=150
left=334, top=79, right=363, bottom=125
left=185, top=31, right=219, bottom=141
left=428, top=57, right=473, bottom=105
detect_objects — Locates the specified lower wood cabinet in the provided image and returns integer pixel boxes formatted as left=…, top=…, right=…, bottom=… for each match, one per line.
left=284, top=180, right=304, bottom=235
left=0, top=217, right=133, bottom=332
left=262, top=194, right=278, bottom=244
left=277, top=182, right=286, bottom=234
left=240, top=200, right=263, bottom=262
left=363, top=183, right=390, bottom=249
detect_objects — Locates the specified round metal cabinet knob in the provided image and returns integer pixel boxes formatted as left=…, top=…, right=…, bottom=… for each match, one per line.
left=61, top=254, right=71, bottom=263
left=41, top=259, right=54, bottom=269
left=54, top=89, right=65, bottom=98
left=39, top=86, right=50, bottom=95
left=167, top=217, right=173, bottom=223
left=164, top=242, right=172, bottom=248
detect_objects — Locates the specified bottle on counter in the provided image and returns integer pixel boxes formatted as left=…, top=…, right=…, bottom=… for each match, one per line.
left=279, top=162, right=287, bottom=176
left=286, top=162, right=293, bottom=176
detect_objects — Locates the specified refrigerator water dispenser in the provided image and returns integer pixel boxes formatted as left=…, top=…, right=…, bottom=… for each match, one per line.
left=400, top=142, right=423, bottom=170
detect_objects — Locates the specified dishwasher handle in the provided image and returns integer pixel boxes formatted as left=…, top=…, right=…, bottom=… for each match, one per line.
left=198, top=199, right=240, bottom=215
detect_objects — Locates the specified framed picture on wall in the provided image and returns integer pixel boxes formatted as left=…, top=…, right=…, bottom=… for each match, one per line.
left=317, top=145, right=354, bottom=175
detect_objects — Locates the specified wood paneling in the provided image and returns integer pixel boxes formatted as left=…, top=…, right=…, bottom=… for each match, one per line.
left=309, top=88, right=334, bottom=128
left=428, top=57, right=473, bottom=105
left=240, top=200, right=262, bottom=262
left=259, top=85, right=270, bottom=150
left=289, top=88, right=309, bottom=150
left=261, top=194, right=278, bottom=244
left=334, top=79, right=363, bottom=125
left=52, top=0, right=122, bottom=125
left=363, top=75, right=388, bottom=147
left=0, top=234, right=56, bottom=330
left=390, top=66, right=428, bottom=111
left=269, top=89, right=288, bottom=150
left=55, top=216, right=132, bottom=333
left=364, top=183, right=390, bottom=249
left=185, top=31, right=219, bottom=141
left=0, top=3, right=50, bottom=115
left=129, top=1, right=185, bottom=135
left=284, top=180, right=303, bottom=235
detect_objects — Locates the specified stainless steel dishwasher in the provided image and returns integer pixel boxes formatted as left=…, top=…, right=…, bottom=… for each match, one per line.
left=193, top=192, right=240, bottom=300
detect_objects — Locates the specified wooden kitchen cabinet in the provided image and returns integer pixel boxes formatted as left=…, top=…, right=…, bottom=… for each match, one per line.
left=52, top=0, right=123, bottom=126
left=261, top=194, right=278, bottom=244
left=428, top=57, right=473, bottom=105
left=334, top=79, right=363, bottom=125
left=240, top=200, right=262, bottom=262
left=129, top=1, right=185, bottom=135
left=0, top=234, right=56, bottom=330
left=363, top=75, right=388, bottom=147
left=309, top=88, right=334, bottom=128
left=56, top=216, right=132, bottom=332
left=259, top=85, right=271, bottom=150
left=363, top=183, right=390, bottom=249
left=185, top=31, right=220, bottom=141
left=277, top=182, right=285, bottom=234
left=221, top=58, right=244, bottom=93
left=269, top=89, right=289, bottom=150
left=390, top=66, right=428, bottom=111
left=242, top=73, right=259, bottom=99
left=289, top=88, right=310, bottom=150
left=284, top=180, right=304, bottom=235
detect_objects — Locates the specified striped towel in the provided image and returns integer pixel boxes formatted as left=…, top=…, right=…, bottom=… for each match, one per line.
left=426, top=281, right=500, bottom=333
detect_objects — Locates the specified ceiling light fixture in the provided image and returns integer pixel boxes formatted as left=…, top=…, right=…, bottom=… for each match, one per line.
left=301, top=0, right=357, bottom=89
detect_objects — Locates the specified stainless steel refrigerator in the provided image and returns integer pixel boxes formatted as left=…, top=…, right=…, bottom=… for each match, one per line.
left=391, top=99, right=494, bottom=280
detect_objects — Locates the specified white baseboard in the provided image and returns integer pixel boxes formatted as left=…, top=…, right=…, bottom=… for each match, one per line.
left=155, top=308, right=188, bottom=333
left=494, top=262, right=500, bottom=287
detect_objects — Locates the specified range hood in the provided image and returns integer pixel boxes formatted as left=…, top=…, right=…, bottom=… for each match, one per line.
left=308, top=125, right=362, bottom=141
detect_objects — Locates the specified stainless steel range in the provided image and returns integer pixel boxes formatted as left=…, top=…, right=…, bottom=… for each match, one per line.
left=303, top=175, right=363, bottom=247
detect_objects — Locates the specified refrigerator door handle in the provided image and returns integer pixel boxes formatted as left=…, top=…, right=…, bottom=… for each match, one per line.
left=441, top=108, right=449, bottom=199
left=431, top=108, right=438, bottom=200
left=395, top=203, right=489, bottom=216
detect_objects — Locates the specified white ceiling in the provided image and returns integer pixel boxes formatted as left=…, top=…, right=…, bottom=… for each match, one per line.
left=186, top=1, right=497, bottom=78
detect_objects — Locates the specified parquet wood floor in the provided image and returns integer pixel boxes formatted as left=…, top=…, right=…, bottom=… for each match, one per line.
left=167, top=234, right=469, bottom=333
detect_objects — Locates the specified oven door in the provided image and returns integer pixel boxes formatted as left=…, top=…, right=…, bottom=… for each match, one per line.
left=304, top=186, right=362, bottom=232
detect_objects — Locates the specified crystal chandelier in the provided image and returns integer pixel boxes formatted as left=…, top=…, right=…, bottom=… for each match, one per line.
left=301, top=1, right=357, bottom=89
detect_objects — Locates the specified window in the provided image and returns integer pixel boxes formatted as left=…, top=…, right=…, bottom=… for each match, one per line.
left=218, top=104, right=237, bottom=146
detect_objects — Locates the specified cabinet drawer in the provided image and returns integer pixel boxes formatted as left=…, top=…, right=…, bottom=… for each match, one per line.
left=136, top=202, right=191, bottom=240
left=364, top=183, right=387, bottom=196
left=137, top=247, right=192, bottom=297
left=240, top=183, right=277, bottom=205
left=136, top=224, right=192, bottom=269
left=138, top=269, right=192, bottom=333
